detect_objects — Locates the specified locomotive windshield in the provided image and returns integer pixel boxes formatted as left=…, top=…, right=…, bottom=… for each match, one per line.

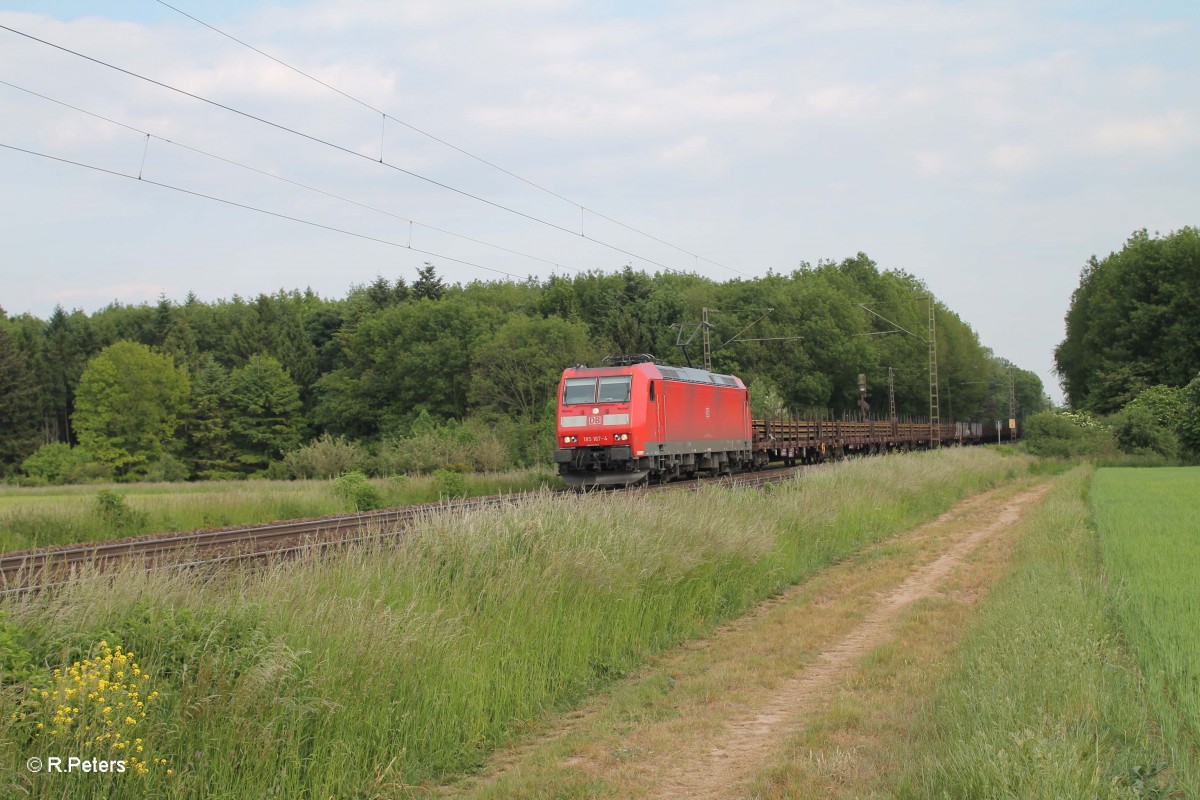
left=597, top=376, right=632, bottom=403
left=562, top=375, right=632, bottom=404
left=563, top=378, right=597, bottom=405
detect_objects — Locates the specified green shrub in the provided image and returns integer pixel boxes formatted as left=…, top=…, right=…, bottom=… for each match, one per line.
left=254, top=461, right=289, bottom=480
left=5, top=474, right=48, bottom=487
left=142, top=453, right=192, bottom=482
left=21, top=443, right=112, bottom=485
left=1125, top=385, right=1187, bottom=430
left=375, top=417, right=511, bottom=474
left=21, top=443, right=75, bottom=483
left=94, top=489, right=148, bottom=533
left=485, top=413, right=554, bottom=469
left=433, top=468, right=467, bottom=499
left=1024, top=410, right=1117, bottom=458
left=283, top=433, right=369, bottom=479
left=331, top=470, right=382, bottom=511
left=1179, top=375, right=1200, bottom=462
left=61, top=459, right=115, bottom=485
left=1109, top=405, right=1179, bottom=459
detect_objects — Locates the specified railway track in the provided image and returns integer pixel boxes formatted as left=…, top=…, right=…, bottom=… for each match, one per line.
left=0, top=465, right=807, bottom=594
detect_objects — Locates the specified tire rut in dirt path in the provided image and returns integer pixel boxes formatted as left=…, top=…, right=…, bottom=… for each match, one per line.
left=648, top=483, right=1051, bottom=800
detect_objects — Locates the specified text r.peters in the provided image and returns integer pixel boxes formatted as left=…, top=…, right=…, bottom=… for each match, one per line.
left=32, top=756, right=126, bottom=774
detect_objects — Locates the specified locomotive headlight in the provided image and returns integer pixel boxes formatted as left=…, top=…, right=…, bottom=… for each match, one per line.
left=563, top=435, right=577, bottom=444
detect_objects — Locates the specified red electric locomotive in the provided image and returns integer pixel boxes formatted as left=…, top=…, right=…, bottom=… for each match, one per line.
left=553, top=355, right=758, bottom=487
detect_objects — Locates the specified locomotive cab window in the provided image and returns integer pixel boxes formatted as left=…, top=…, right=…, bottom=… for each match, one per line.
left=597, top=376, right=632, bottom=403
left=563, top=378, right=597, bottom=405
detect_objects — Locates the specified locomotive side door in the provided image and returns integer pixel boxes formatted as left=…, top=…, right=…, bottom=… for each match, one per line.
left=653, top=379, right=665, bottom=442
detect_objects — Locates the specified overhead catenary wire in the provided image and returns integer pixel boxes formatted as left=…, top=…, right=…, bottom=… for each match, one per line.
left=0, top=78, right=585, bottom=275
left=0, top=141, right=526, bottom=280
left=858, top=304, right=927, bottom=342
left=152, top=0, right=753, bottom=279
left=0, top=22, right=709, bottom=279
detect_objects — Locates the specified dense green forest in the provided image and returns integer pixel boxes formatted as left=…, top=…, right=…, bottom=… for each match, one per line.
left=0, top=255, right=1047, bottom=482
left=1040, top=227, right=1200, bottom=462
left=1056, top=227, right=1200, bottom=413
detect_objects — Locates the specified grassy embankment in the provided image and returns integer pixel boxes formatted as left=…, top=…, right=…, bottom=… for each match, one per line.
left=0, top=447, right=1025, bottom=799
left=0, top=470, right=558, bottom=552
left=893, top=466, right=1185, bottom=799
left=1094, top=467, right=1200, bottom=796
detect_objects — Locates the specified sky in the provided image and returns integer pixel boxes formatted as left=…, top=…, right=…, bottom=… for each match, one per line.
left=1, top=1, right=1197, bottom=404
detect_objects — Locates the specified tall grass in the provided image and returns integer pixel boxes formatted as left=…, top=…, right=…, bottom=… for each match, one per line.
left=1, top=448, right=1025, bottom=798
left=1094, top=467, right=1200, bottom=796
left=896, top=467, right=1173, bottom=799
left=0, top=470, right=558, bottom=552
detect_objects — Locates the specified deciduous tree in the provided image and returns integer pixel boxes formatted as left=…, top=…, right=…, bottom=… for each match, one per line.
left=470, top=315, right=594, bottom=420
left=73, top=341, right=190, bottom=474
left=1055, top=227, right=1200, bottom=410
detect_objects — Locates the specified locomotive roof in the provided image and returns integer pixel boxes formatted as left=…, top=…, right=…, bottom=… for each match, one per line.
left=655, top=364, right=743, bottom=387
left=566, top=362, right=743, bottom=387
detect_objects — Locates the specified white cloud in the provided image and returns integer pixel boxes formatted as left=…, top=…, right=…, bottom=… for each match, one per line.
left=657, top=135, right=715, bottom=166
left=1088, top=111, right=1192, bottom=155
left=465, top=77, right=775, bottom=138
left=913, top=150, right=959, bottom=177
left=987, top=143, right=1038, bottom=172
left=804, top=84, right=878, bottom=118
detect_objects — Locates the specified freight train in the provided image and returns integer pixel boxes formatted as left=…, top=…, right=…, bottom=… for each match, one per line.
left=553, top=355, right=1009, bottom=488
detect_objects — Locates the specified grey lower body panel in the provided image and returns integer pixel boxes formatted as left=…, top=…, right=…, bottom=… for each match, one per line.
left=639, top=439, right=751, bottom=455
left=561, top=469, right=651, bottom=488
left=557, top=445, right=644, bottom=488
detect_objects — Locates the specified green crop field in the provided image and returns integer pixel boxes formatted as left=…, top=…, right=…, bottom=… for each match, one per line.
left=1093, top=467, right=1200, bottom=794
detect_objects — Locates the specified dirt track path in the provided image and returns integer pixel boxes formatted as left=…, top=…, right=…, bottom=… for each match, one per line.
left=435, top=480, right=1051, bottom=800
left=648, top=483, right=1050, bottom=800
